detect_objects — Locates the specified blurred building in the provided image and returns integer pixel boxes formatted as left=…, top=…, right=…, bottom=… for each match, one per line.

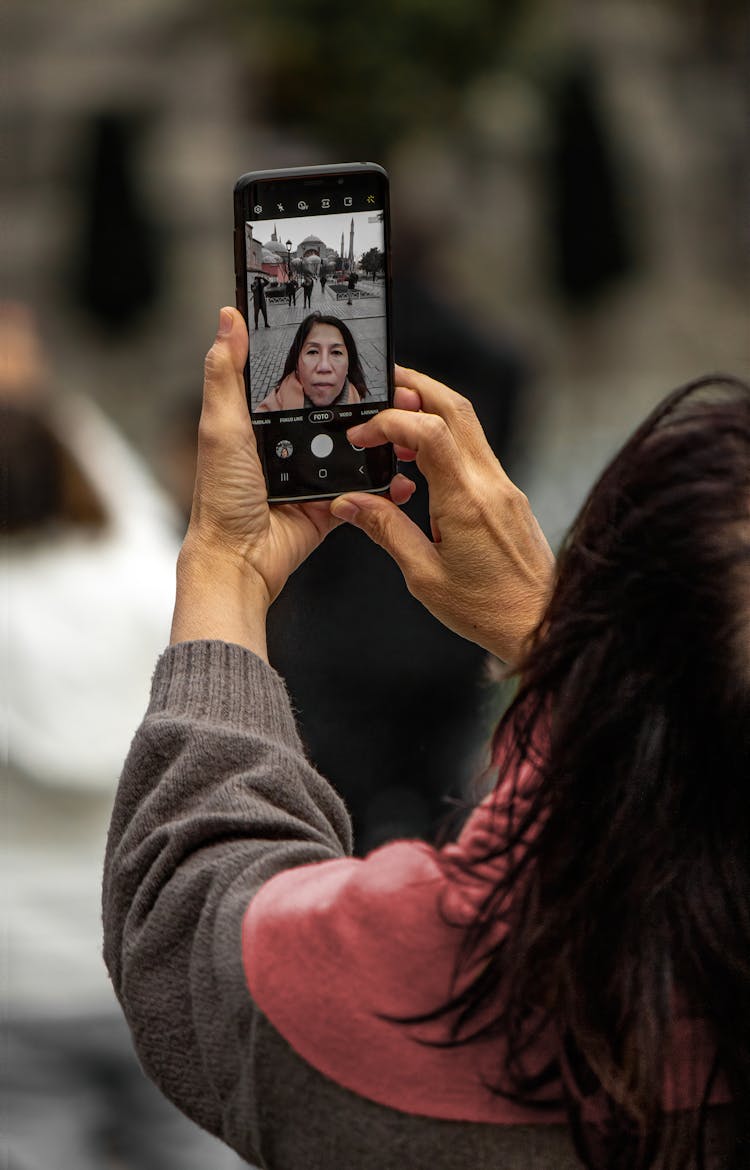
left=5, top=0, right=748, bottom=538
left=244, top=225, right=264, bottom=273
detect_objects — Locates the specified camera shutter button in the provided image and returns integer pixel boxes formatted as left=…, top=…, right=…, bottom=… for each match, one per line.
left=310, top=433, right=334, bottom=458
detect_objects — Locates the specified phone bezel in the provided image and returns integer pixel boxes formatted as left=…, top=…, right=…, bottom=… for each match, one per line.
left=233, top=163, right=395, bottom=504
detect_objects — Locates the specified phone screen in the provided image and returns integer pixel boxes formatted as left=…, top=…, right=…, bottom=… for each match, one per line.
left=234, top=165, right=394, bottom=502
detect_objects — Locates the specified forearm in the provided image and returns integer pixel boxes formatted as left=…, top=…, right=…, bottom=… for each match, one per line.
left=170, top=537, right=270, bottom=661
left=102, top=640, right=352, bottom=1151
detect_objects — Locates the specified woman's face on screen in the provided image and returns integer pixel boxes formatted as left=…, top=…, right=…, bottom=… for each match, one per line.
left=297, top=324, right=348, bottom=406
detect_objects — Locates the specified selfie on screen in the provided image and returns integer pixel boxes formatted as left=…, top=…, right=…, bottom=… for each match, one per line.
left=245, top=210, right=388, bottom=414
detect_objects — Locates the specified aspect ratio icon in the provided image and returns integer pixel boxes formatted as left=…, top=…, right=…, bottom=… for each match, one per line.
left=321, top=198, right=331, bottom=209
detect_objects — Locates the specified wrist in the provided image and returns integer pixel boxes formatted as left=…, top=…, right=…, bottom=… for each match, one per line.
left=487, top=593, right=550, bottom=669
left=170, top=535, right=271, bottom=660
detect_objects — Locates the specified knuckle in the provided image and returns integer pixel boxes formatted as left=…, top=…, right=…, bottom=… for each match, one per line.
left=197, top=405, right=236, bottom=448
left=406, top=570, right=437, bottom=606
left=203, top=347, right=217, bottom=380
left=405, top=554, right=436, bottom=596
left=422, top=414, right=449, bottom=443
left=405, top=564, right=427, bottom=596
left=459, top=465, right=484, bottom=501
left=452, top=393, right=476, bottom=423
left=366, top=506, right=393, bottom=543
left=507, top=484, right=530, bottom=512
left=203, top=344, right=230, bottom=383
left=197, top=411, right=219, bottom=449
left=359, top=505, right=404, bottom=558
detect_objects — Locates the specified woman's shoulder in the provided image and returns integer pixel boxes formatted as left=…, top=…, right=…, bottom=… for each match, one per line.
left=259, top=374, right=304, bottom=412
left=241, top=832, right=564, bottom=1125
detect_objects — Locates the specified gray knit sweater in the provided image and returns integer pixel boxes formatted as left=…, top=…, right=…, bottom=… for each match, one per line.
left=102, top=641, right=731, bottom=1169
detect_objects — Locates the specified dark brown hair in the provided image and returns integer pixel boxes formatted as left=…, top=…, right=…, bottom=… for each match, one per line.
left=430, top=376, right=750, bottom=1168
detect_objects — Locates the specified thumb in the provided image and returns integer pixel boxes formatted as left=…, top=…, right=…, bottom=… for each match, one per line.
left=330, top=493, right=437, bottom=588
left=202, top=308, right=248, bottom=414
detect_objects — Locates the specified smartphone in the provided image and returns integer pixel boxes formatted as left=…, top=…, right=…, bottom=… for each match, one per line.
left=233, top=162, right=396, bottom=503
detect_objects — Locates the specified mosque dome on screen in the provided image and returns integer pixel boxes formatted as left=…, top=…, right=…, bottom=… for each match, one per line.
left=298, top=235, right=326, bottom=256
left=264, top=239, right=288, bottom=256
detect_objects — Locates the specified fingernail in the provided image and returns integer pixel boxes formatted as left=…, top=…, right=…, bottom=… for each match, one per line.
left=218, top=309, right=233, bottom=336
left=331, top=498, right=360, bottom=523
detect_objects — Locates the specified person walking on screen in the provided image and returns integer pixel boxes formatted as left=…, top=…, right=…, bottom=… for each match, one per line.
left=302, top=273, right=314, bottom=310
left=250, top=276, right=269, bottom=330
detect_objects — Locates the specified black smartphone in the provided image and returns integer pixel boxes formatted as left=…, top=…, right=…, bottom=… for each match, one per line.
left=233, top=162, right=396, bottom=503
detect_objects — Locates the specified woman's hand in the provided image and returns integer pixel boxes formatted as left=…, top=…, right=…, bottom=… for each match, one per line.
left=171, top=309, right=414, bottom=657
left=330, top=366, right=555, bottom=666
left=184, top=308, right=334, bottom=606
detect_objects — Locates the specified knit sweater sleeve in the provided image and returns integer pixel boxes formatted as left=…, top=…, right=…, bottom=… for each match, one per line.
left=101, top=639, right=352, bottom=1156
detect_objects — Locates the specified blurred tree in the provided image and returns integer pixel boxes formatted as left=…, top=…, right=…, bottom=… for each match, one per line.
left=545, top=59, right=635, bottom=306
left=361, top=247, right=385, bottom=279
left=231, top=0, right=527, bottom=157
left=674, top=0, right=749, bottom=57
left=68, top=111, right=163, bottom=334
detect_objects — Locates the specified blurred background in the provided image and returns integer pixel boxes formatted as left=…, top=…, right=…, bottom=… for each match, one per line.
left=4, top=1, right=749, bottom=1167
left=6, top=0, right=749, bottom=535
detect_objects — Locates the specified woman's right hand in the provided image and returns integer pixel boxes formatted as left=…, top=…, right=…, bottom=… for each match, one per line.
left=330, top=366, right=555, bottom=666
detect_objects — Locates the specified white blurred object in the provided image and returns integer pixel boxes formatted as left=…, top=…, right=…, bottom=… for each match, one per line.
left=6, top=392, right=178, bottom=790
left=4, top=389, right=180, bottom=1012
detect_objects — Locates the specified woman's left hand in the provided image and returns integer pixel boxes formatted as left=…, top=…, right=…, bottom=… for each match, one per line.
left=174, top=309, right=414, bottom=649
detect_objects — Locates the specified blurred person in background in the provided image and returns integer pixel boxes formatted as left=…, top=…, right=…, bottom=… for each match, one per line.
left=1, top=303, right=237, bottom=1170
